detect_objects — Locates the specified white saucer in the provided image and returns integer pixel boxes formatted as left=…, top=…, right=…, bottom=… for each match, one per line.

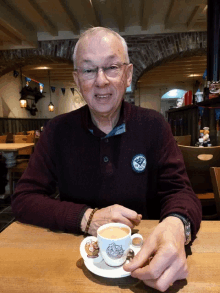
left=80, top=235, right=142, bottom=278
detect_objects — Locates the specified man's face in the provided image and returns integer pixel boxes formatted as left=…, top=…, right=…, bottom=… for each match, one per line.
left=73, top=32, right=133, bottom=118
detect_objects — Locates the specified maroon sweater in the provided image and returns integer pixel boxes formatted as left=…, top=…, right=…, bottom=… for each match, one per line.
left=11, top=102, right=202, bottom=239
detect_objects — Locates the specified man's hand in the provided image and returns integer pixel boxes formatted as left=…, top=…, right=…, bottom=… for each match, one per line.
left=81, top=204, right=142, bottom=235
left=123, top=216, right=188, bottom=292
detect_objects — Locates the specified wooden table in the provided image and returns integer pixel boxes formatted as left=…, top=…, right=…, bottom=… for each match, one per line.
left=0, top=143, right=34, bottom=198
left=0, top=143, right=34, bottom=168
left=0, top=220, right=219, bottom=293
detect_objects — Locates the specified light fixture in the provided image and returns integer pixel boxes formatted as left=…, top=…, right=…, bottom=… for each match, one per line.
left=19, top=68, right=27, bottom=108
left=48, top=70, right=54, bottom=112
left=19, top=96, right=27, bottom=108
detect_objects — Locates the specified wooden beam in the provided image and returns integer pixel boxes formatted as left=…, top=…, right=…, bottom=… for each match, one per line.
left=141, top=0, right=152, bottom=31
left=187, top=4, right=207, bottom=29
left=57, top=0, right=80, bottom=34
left=0, top=24, right=22, bottom=45
left=0, top=0, right=38, bottom=47
left=114, top=0, right=125, bottom=32
left=185, top=0, right=206, bottom=4
left=27, top=0, right=58, bottom=36
left=165, top=0, right=185, bottom=29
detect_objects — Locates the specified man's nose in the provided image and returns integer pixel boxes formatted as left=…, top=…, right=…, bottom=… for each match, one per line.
left=95, top=68, right=109, bottom=86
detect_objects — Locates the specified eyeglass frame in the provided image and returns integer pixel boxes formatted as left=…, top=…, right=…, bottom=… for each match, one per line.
left=74, top=63, right=130, bottom=81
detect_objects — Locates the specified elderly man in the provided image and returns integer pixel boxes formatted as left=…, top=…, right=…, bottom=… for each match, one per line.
left=12, top=27, right=202, bottom=292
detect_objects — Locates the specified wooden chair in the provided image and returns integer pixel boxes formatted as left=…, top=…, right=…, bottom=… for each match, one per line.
left=0, top=135, right=7, bottom=143
left=174, top=135, right=191, bottom=146
left=210, top=167, right=220, bottom=219
left=178, top=145, right=220, bottom=219
left=13, top=135, right=34, bottom=156
left=27, top=130, right=35, bottom=136
left=5, top=133, right=13, bottom=143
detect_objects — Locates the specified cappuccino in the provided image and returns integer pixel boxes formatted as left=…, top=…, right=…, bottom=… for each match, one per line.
left=99, top=226, right=129, bottom=239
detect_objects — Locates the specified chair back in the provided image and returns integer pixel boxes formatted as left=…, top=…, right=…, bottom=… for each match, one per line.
left=27, top=130, right=35, bottom=136
left=178, top=145, right=220, bottom=193
left=174, top=135, right=191, bottom=146
left=5, top=132, right=13, bottom=143
left=210, top=167, right=220, bottom=218
left=13, top=135, right=34, bottom=155
left=0, top=135, right=7, bottom=143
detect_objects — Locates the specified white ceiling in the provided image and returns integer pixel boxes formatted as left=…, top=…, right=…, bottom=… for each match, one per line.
left=0, top=0, right=208, bottom=88
left=0, top=0, right=207, bottom=50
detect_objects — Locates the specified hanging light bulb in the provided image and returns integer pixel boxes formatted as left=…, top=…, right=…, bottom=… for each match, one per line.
left=48, top=102, right=54, bottom=112
left=19, top=96, right=27, bottom=108
left=48, top=70, right=54, bottom=112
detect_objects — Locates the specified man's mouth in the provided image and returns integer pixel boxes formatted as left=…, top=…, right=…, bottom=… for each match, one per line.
left=94, top=94, right=112, bottom=100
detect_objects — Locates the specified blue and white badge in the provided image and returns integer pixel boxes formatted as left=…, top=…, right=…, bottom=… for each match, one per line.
left=131, top=154, right=147, bottom=173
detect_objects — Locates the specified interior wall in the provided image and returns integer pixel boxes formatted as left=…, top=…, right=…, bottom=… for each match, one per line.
left=0, top=71, right=85, bottom=119
left=134, top=81, right=195, bottom=112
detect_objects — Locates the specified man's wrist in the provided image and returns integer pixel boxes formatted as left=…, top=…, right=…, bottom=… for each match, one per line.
left=81, top=208, right=93, bottom=232
left=166, top=213, right=192, bottom=245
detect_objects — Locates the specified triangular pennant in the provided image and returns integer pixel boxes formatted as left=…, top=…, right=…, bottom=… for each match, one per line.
left=25, top=77, right=32, bottom=87
left=39, top=83, right=44, bottom=93
left=70, top=88, right=75, bottom=95
left=61, top=88, right=65, bottom=95
left=51, top=86, right=56, bottom=93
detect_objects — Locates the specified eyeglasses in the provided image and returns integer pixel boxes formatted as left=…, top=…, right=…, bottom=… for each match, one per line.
left=75, top=63, right=129, bottom=80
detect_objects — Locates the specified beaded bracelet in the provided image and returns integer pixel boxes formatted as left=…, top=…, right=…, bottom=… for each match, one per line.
left=84, top=208, right=98, bottom=235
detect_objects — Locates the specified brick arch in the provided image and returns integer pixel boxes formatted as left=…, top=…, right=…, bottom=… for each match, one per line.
left=124, top=31, right=207, bottom=90
left=0, top=39, right=77, bottom=77
left=0, top=32, right=207, bottom=90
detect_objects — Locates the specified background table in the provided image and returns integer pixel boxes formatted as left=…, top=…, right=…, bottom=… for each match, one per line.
left=0, top=220, right=219, bottom=293
left=0, top=143, right=34, bottom=198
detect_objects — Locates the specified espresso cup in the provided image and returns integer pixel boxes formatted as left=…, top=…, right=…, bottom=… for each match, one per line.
left=97, top=223, right=142, bottom=267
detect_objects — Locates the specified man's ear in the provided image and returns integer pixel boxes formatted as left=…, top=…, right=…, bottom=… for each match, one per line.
left=73, top=71, right=80, bottom=90
left=126, top=63, right=133, bottom=87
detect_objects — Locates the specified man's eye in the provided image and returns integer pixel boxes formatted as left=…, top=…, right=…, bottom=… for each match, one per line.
left=108, top=65, right=118, bottom=70
left=83, top=69, right=95, bottom=74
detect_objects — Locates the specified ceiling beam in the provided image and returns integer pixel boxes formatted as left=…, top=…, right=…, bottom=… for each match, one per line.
left=141, top=0, right=152, bottom=31
left=0, top=24, right=22, bottom=45
left=57, top=0, right=80, bottom=34
left=165, top=0, right=186, bottom=29
left=187, top=4, right=207, bottom=29
left=27, top=0, right=58, bottom=36
left=185, top=0, right=207, bottom=4
left=114, top=0, right=125, bottom=32
left=0, top=0, right=38, bottom=47
left=81, top=0, right=100, bottom=27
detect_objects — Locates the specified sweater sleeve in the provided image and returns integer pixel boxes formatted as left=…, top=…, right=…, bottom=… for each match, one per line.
left=11, top=119, right=89, bottom=234
left=156, top=120, right=202, bottom=242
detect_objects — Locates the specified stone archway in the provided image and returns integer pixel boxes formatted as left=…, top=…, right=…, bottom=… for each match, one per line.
left=0, top=32, right=207, bottom=90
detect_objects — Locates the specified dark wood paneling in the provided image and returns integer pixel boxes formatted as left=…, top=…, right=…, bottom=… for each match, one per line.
left=0, top=118, right=50, bottom=135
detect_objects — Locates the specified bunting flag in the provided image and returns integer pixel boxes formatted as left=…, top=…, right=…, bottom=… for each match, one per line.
left=39, top=83, right=44, bottom=93
left=70, top=88, right=75, bottom=95
left=61, top=88, right=65, bottom=95
left=13, top=70, right=19, bottom=78
left=25, top=77, right=32, bottom=86
left=51, top=86, right=56, bottom=93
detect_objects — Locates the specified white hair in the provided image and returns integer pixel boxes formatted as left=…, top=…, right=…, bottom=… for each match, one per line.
left=73, top=27, right=130, bottom=69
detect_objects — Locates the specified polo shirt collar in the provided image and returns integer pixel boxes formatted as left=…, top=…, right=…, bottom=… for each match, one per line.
left=82, top=99, right=132, bottom=139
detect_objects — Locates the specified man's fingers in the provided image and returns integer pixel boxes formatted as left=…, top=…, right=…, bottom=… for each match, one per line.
left=142, top=263, right=188, bottom=292
left=123, top=247, right=153, bottom=272
left=120, top=206, right=142, bottom=224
